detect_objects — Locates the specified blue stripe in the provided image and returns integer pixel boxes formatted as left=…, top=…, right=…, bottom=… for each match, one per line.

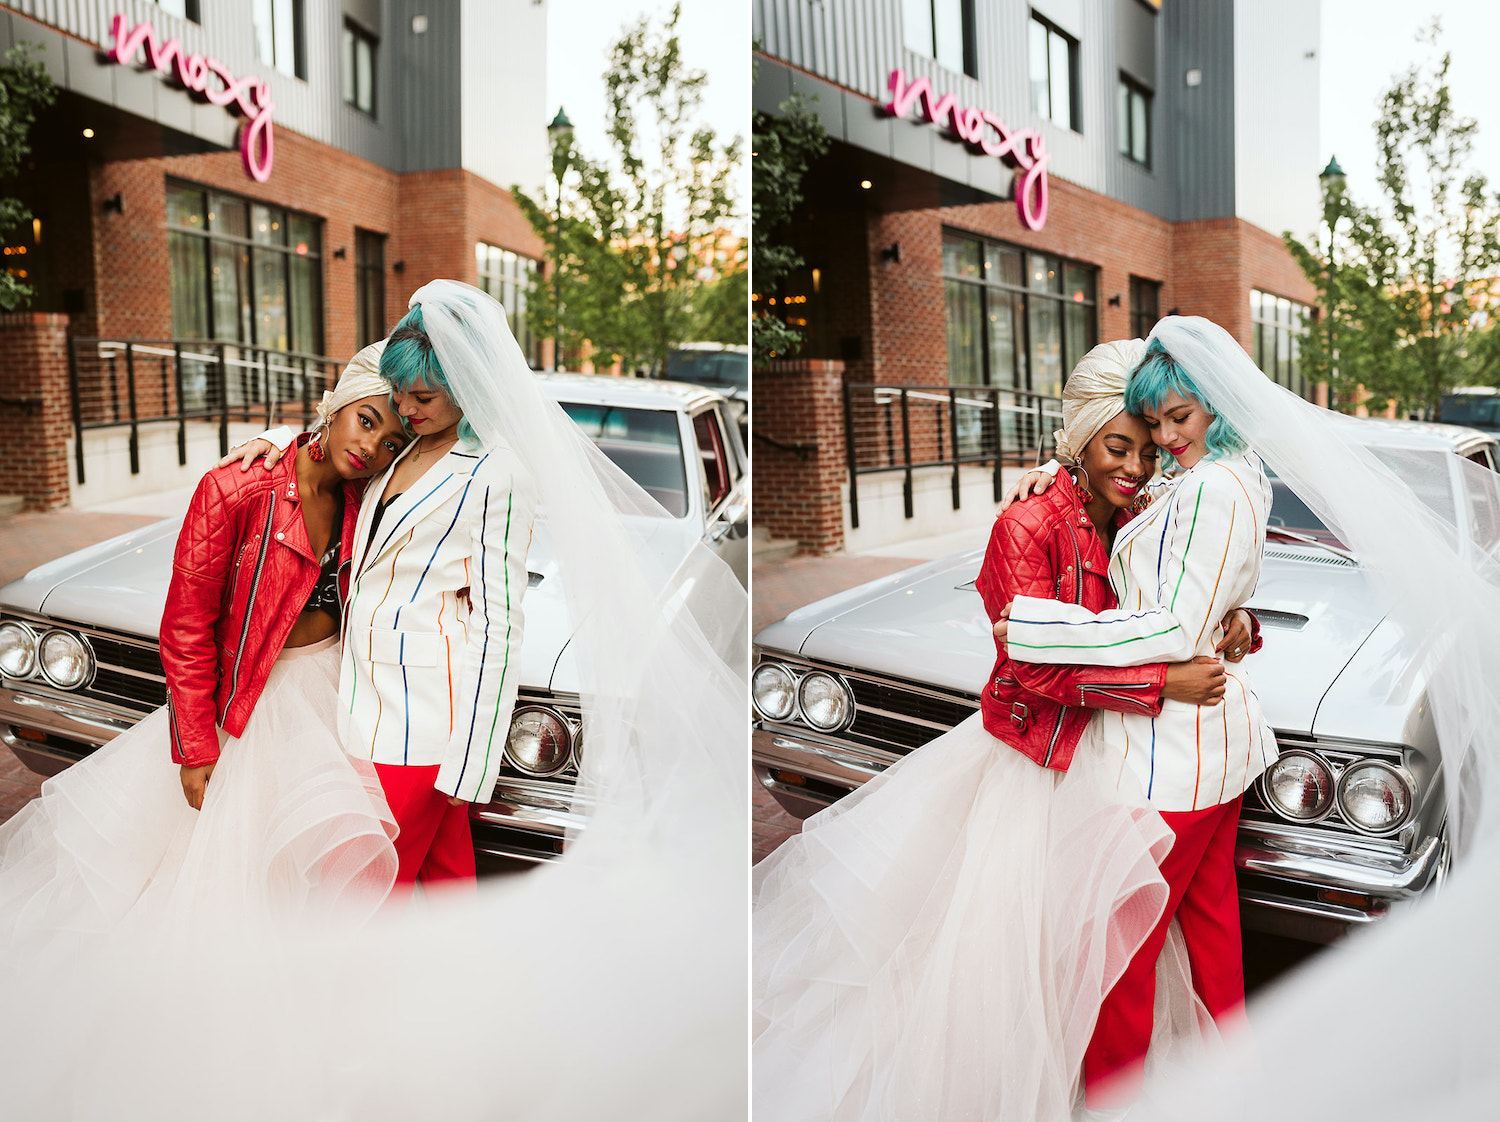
left=456, top=487, right=493, bottom=793
left=370, top=468, right=470, bottom=563
left=1010, top=609, right=1166, bottom=628
left=400, top=634, right=409, bottom=763
left=394, top=478, right=475, bottom=629
left=1155, top=488, right=1179, bottom=600
left=1148, top=718, right=1156, bottom=798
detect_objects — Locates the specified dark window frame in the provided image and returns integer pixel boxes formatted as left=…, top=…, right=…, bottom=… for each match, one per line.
left=165, top=178, right=324, bottom=355
left=1251, top=288, right=1315, bottom=401
left=903, top=0, right=979, bottom=79
left=476, top=241, right=543, bottom=370
left=157, top=0, right=203, bottom=22
left=1029, top=12, right=1081, bottom=133
left=343, top=18, right=378, bottom=116
left=255, top=0, right=308, bottom=81
left=354, top=228, right=385, bottom=349
left=1129, top=275, right=1160, bottom=339
left=1117, top=72, right=1152, bottom=167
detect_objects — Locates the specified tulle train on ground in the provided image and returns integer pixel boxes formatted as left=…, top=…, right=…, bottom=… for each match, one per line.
left=753, top=711, right=1212, bottom=1122
left=0, top=636, right=398, bottom=960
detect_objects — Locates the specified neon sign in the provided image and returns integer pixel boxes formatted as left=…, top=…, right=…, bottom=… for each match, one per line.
left=104, top=14, right=276, bottom=183
left=884, top=69, right=1049, bottom=231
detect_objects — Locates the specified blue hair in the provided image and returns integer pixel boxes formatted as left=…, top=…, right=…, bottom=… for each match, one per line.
left=1124, top=339, right=1245, bottom=467
left=380, top=305, right=477, bottom=444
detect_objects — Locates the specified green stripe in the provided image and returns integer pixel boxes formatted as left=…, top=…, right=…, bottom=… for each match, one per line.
left=1169, top=482, right=1205, bottom=612
left=1008, top=623, right=1182, bottom=650
left=477, top=490, right=515, bottom=790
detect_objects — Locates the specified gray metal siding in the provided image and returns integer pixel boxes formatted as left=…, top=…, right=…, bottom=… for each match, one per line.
left=0, top=0, right=460, bottom=173
left=755, top=0, right=1244, bottom=224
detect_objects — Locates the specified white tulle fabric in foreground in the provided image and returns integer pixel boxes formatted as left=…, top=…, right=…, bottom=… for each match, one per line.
left=0, top=637, right=397, bottom=954
left=0, top=282, right=748, bottom=1120
left=754, top=713, right=1216, bottom=1122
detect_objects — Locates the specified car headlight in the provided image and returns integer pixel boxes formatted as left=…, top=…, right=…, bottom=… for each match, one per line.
left=752, top=663, right=796, bottom=721
left=1338, top=760, right=1412, bottom=834
left=798, top=671, right=853, bottom=732
left=505, top=706, right=574, bottom=777
left=1261, top=750, right=1335, bottom=822
left=0, top=621, right=38, bottom=679
left=38, top=629, right=94, bottom=689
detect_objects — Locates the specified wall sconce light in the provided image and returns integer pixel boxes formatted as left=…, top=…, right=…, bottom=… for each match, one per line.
left=860, top=179, right=873, bottom=190
left=411, top=15, right=429, bottom=34
left=1107, top=293, right=1122, bottom=307
left=32, top=218, right=41, bottom=244
left=1167, top=306, right=1180, bottom=316
left=102, top=193, right=124, bottom=215
left=393, top=260, right=406, bottom=273
left=879, top=243, right=901, bottom=264
left=333, top=246, right=347, bottom=259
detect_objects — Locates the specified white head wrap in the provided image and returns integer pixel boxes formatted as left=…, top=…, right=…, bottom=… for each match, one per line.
left=1053, top=337, right=1147, bottom=461
left=314, top=338, right=389, bottom=429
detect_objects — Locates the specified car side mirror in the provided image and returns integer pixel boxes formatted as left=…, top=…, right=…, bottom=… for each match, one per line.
left=724, top=503, right=748, bottom=540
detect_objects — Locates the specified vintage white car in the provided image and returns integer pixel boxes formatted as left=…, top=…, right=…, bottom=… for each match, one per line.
left=0, top=374, right=748, bottom=865
left=753, top=420, right=1498, bottom=943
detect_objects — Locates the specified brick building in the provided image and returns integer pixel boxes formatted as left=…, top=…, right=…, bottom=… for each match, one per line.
left=753, top=0, right=1323, bottom=554
left=0, top=0, right=550, bottom=509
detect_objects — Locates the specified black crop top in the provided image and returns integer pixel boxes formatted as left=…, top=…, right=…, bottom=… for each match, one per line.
left=303, top=488, right=346, bottom=623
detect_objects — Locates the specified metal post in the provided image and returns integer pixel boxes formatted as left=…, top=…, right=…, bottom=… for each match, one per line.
left=300, top=356, right=310, bottom=429
left=124, top=342, right=140, bottom=475
left=173, top=343, right=186, bottom=466
left=935, top=403, right=945, bottom=463
left=900, top=388, right=913, bottom=520
left=262, top=348, right=273, bottom=428
left=107, top=351, right=119, bottom=423
left=991, top=387, right=1003, bottom=502
left=217, top=343, right=229, bottom=458
left=948, top=387, right=961, bottom=510
left=884, top=396, right=895, bottom=466
left=67, top=336, right=86, bottom=485
left=843, top=382, right=860, bottom=530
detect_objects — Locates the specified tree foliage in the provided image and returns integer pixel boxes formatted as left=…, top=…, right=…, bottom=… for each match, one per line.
left=1285, top=23, right=1500, bottom=414
left=751, top=88, right=828, bottom=366
left=514, top=4, right=743, bottom=374
left=0, top=43, right=55, bottom=311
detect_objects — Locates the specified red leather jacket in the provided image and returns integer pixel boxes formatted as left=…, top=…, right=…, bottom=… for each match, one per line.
left=160, top=436, right=362, bottom=767
left=975, top=474, right=1167, bottom=773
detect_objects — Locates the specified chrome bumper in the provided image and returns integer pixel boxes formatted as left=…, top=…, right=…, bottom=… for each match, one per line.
left=754, top=723, right=1445, bottom=940
left=469, top=776, right=591, bottom=864
left=0, top=685, right=140, bottom=775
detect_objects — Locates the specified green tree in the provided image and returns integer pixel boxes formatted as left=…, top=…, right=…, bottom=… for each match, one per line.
left=0, top=43, right=55, bottom=311
left=751, top=88, right=828, bottom=366
left=1286, top=24, right=1500, bottom=414
left=515, top=4, right=743, bottom=374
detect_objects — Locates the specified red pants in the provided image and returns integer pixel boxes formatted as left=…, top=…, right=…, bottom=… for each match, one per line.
left=1084, top=794, right=1245, bottom=1107
left=373, top=762, right=476, bottom=899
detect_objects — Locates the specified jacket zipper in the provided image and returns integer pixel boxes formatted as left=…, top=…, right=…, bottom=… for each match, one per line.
left=223, top=494, right=276, bottom=716
left=1040, top=527, right=1087, bottom=767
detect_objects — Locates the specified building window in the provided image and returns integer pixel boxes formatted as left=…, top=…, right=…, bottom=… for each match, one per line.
left=355, top=229, right=385, bottom=348
left=1029, top=14, right=1079, bottom=132
left=343, top=20, right=377, bottom=115
left=166, top=181, right=323, bottom=356
left=1251, top=289, right=1314, bottom=400
left=942, top=230, right=1097, bottom=453
left=1117, top=74, right=1151, bottom=166
left=254, top=0, right=306, bottom=80
left=1129, top=276, right=1160, bottom=338
left=901, top=0, right=977, bottom=78
left=156, top=0, right=202, bottom=21
left=476, top=242, right=542, bottom=369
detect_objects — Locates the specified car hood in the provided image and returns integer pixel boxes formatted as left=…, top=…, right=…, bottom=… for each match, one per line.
left=755, top=543, right=1397, bottom=736
left=1, top=513, right=702, bottom=693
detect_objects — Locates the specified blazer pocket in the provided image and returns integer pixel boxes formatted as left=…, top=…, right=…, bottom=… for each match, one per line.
left=364, top=628, right=442, bottom=668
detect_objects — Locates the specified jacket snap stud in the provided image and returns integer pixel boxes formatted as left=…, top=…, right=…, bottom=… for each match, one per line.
left=275, top=532, right=284, bottom=540
left=1084, top=560, right=1092, bottom=569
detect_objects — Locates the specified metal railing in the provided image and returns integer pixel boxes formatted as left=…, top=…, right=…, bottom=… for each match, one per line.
left=843, top=382, right=1064, bottom=528
left=67, top=337, right=343, bottom=484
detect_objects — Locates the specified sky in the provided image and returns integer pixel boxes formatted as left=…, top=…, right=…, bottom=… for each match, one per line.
left=1321, top=1, right=1500, bottom=211
left=545, top=0, right=751, bottom=229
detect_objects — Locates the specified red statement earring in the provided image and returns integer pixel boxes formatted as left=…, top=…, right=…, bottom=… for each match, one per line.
left=309, top=432, right=326, bottom=462
left=1072, top=462, right=1095, bottom=505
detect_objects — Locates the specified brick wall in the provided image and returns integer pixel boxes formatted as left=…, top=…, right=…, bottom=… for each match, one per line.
left=753, top=359, right=847, bottom=554
left=0, top=314, right=70, bottom=510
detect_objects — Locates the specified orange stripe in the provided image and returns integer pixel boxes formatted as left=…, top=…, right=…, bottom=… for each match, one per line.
left=1193, top=706, right=1202, bottom=811
left=1237, top=674, right=1254, bottom=777
left=437, top=589, right=454, bottom=735
left=366, top=528, right=415, bottom=755
left=1117, top=712, right=1130, bottom=790
left=1219, top=687, right=1230, bottom=804
left=1193, top=503, right=1236, bottom=648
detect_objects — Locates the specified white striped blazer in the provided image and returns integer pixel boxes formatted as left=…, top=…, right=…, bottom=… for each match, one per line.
left=1006, top=451, right=1277, bottom=812
left=339, top=437, right=537, bottom=804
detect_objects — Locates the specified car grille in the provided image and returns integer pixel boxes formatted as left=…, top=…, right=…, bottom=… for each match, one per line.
left=0, top=612, right=164, bottom=717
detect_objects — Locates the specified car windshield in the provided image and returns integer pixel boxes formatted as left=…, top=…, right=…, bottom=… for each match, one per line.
left=1438, top=394, right=1500, bottom=429
left=558, top=403, right=691, bottom=518
left=1266, top=447, right=1456, bottom=550
left=666, top=349, right=749, bottom=391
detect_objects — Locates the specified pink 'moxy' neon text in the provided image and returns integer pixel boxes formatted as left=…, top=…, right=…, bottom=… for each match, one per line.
left=106, top=14, right=276, bottom=183
left=884, top=69, right=1049, bottom=231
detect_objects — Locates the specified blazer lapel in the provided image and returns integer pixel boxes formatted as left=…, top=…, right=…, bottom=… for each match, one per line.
left=1112, top=473, right=1182, bottom=559
left=356, top=442, right=483, bottom=577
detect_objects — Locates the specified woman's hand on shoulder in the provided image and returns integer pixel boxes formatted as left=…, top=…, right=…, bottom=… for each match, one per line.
left=998, top=469, right=1057, bottom=513
left=1217, top=608, right=1254, bottom=663
left=991, top=603, right=1012, bottom=642
left=217, top=438, right=284, bottom=472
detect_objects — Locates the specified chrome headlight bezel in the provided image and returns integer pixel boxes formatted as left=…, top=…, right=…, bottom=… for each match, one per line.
left=0, top=620, right=38, bottom=680
left=751, top=663, right=797, bottom=722
left=797, top=671, right=855, bottom=733
left=1336, top=759, right=1415, bottom=836
left=504, top=704, right=576, bottom=778
left=1260, top=749, right=1336, bottom=824
left=37, top=628, right=95, bottom=690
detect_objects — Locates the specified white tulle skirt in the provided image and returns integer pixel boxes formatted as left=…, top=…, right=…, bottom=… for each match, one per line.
left=754, top=712, right=1214, bottom=1122
left=0, top=636, right=399, bottom=958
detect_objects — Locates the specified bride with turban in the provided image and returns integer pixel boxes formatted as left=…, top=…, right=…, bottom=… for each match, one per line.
left=753, top=339, right=1254, bottom=1122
